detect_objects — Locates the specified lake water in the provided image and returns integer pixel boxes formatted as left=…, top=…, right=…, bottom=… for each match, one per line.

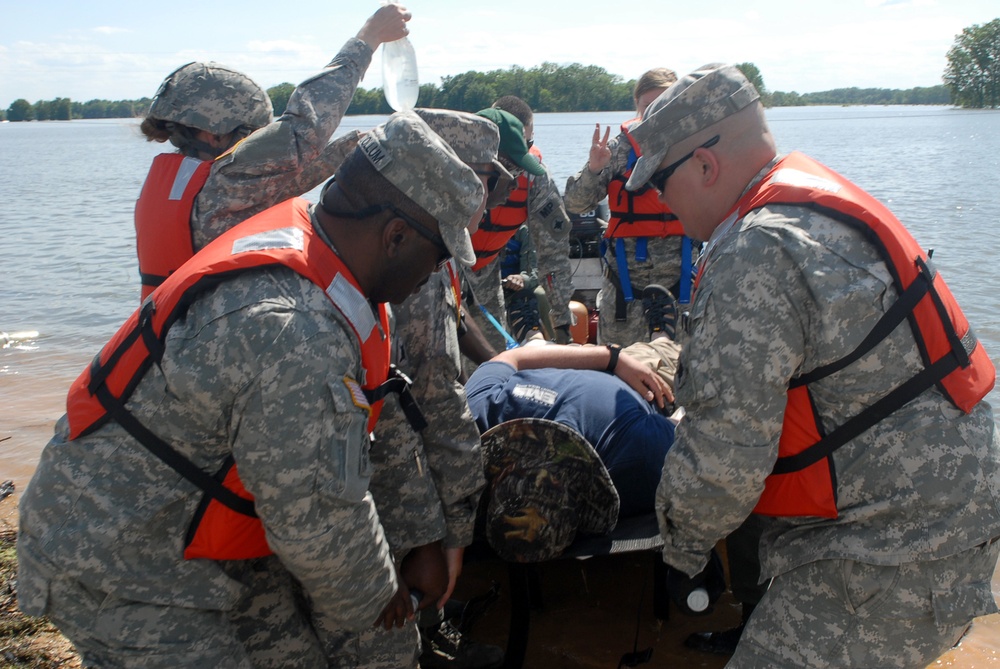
left=2, top=107, right=1000, bottom=665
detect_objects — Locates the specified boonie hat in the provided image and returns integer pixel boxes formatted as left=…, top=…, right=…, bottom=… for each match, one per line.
left=481, top=418, right=619, bottom=562
left=148, top=61, right=273, bottom=136
left=625, top=63, right=760, bottom=192
left=355, top=111, right=484, bottom=266
left=474, top=108, right=545, bottom=177
left=415, top=108, right=514, bottom=182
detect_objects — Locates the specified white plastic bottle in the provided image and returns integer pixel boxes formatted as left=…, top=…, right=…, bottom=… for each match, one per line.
left=382, top=36, right=419, bottom=111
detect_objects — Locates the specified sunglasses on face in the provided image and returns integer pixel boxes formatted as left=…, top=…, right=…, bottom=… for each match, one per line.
left=647, top=135, right=721, bottom=193
left=475, top=168, right=503, bottom=195
left=324, top=203, right=451, bottom=269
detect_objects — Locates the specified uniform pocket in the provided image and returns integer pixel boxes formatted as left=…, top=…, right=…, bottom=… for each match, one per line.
left=931, top=578, right=998, bottom=627
left=322, top=378, right=374, bottom=503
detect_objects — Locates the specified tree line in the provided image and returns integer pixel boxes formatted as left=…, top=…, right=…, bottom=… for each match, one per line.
left=6, top=16, right=999, bottom=122
left=5, top=97, right=152, bottom=122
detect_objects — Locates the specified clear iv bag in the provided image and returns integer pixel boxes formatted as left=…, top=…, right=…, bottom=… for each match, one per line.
left=382, top=37, right=419, bottom=111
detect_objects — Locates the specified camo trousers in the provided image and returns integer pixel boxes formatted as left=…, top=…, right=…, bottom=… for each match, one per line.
left=39, top=556, right=325, bottom=668
left=728, top=539, right=1000, bottom=669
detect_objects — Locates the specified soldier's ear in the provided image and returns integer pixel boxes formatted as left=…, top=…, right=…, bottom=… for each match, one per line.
left=383, top=217, right=408, bottom=258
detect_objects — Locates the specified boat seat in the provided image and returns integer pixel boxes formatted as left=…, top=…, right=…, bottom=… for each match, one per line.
left=501, top=513, right=668, bottom=669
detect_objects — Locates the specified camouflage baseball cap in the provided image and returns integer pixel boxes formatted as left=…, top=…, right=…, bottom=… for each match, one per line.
left=415, top=108, right=514, bottom=182
left=356, top=111, right=484, bottom=266
left=475, top=108, right=545, bottom=177
left=481, top=418, right=619, bottom=563
left=625, top=63, right=760, bottom=192
left=148, top=62, right=273, bottom=136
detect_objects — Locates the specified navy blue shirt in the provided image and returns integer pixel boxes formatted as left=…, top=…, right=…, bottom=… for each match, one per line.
left=466, top=361, right=675, bottom=517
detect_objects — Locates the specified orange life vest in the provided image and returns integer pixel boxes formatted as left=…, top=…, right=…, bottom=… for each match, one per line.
left=605, top=119, right=684, bottom=239
left=134, top=153, right=214, bottom=300
left=470, top=145, right=542, bottom=271
left=699, top=153, right=995, bottom=519
left=444, top=259, right=462, bottom=323
left=67, top=198, right=392, bottom=560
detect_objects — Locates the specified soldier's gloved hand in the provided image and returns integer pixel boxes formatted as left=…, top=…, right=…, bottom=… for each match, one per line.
left=554, top=323, right=573, bottom=345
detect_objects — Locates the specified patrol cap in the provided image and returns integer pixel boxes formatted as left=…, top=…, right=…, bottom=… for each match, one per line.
left=414, top=108, right=514, bottom=182
left=625, top=63, right=760, bottom=192
left=482, top=418, right=619, bottom=562
left=475, top=108, right=545, bottom=177
left=148, top=61, right=273, bottom=136
left=356, top=111, right=484, bottom=266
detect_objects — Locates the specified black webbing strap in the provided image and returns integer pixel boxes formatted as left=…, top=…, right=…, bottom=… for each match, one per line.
left=604, top=265, right=634, bottom=322
left=363, top=366, right=429, bottom=432
left=139, top=271, right=167, bottom=290
left=773, top=353, right=962, bottom=475
left=93, top=383, right=258, bottom=517
left=792, top=259, right=935, bottom=387
left=776, top=256, right=978, bottom=475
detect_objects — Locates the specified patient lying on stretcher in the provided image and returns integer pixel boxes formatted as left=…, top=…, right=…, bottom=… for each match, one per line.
left=464, top=339, right=682, bottom=562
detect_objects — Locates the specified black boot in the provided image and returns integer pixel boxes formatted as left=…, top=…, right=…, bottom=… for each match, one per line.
left=640, top=284, right=678, bottom=340
left=419, top=620, right=505, bottom=669
left=683, top=602, right=755, bottom=656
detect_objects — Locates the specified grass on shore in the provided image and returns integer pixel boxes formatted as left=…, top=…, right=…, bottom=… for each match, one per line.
left=0, top=528, right=80, bottom=668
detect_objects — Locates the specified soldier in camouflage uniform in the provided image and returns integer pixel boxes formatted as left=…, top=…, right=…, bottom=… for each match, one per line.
left=342, top=109, right=509, bottom=669
left=16, top=112, right=485, bottom=669
left=626, top=63, right=1000, bottom=668
left=136, top=3, right=411, bottom=268
left=564, top=68, right=699, bottom=345
left=464, top=99, right=577, bottom=352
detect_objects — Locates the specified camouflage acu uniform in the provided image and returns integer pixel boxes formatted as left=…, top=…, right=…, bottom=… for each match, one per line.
left=466, top=162, right=575, bottom=351
left=376, top=267, right=485, bottom=551
left=335, top=109, right=496, bottom=668
left=528, top=168, right=575, bottom=332
left=190, top=37, right=373, bottom=249
left=350, top=267, right=487, bottom=668
left=564, top=128, right=693, bottom=345
left=658, top=158, right=1000, bottom=668
left=17, top=265, right=397, bottom=668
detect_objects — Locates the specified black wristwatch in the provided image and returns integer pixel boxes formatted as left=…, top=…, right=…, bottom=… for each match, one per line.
left=605, top=343, right=621, bottom=373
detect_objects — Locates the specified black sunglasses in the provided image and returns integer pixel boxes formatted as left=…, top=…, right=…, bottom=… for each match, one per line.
left=475, top=167, right=505, bottom=195
left=324, top=203, right=451, bottom=269
left=647, top=135, right=721, bottom=193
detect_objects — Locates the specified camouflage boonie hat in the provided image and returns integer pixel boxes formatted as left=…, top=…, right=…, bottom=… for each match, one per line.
left=148, top=62, right=273, bottom=136
left=415, top=108, right=514, bottom=182
left=356, top=111, right=484, bottom=266
left=482, top=418, right=619, bottom=562
left=625, top=63, right=760, bottom=191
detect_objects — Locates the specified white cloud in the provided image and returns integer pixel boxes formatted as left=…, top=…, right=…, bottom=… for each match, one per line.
left=93, top=27, right=130, bottom=36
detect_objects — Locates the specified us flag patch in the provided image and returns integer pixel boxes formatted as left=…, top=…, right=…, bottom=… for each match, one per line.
left=343, top=376, right=372, bottom=414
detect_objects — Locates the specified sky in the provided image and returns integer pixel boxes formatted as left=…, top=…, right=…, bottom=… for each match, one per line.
left=1, top=0, right=997, bottom=110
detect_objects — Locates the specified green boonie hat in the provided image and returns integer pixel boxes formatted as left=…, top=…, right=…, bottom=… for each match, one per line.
left=148, top=61, right=273, bottom=136
left=625, top=63, right=760, bottom=192
left=415, top=108, right=514, bottom=182
left=355, top=111, right=484, bottom=266
left=481, top=418, right=619, bottom=563
left=475, top=108, right=545, bottom=177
